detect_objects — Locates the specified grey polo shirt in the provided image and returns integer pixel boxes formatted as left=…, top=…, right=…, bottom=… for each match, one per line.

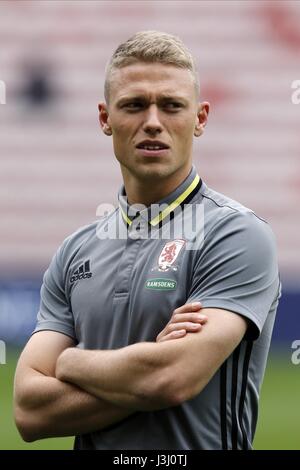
left=33, top=166, right=281, bottom=450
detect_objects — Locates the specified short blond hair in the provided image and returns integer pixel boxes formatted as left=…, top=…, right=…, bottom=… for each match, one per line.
left=104, top=30, right=200, bottom=103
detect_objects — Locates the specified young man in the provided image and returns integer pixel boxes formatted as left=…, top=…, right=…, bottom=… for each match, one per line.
left=14, top=31, right=280, bottom=450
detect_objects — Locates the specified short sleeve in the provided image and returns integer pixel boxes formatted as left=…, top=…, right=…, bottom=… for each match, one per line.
left=187, top=210, right=280, bottom=340
left=33, top=242, right=76, bottom=340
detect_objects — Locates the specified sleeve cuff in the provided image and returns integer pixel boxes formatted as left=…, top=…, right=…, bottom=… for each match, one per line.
left=32, top=319, right=77, bottom=342
left=187, top=297, right=262, bottom=340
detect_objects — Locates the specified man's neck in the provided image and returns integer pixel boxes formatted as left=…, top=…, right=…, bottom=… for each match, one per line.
left=121, top=166, right=192, bottom=206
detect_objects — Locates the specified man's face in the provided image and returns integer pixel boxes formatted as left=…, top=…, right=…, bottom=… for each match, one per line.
left=99, top=62, right=209, bottom=181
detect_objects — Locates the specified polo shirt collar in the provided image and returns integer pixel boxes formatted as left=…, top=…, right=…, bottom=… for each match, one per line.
left=118, top=166, right=202, bottom=228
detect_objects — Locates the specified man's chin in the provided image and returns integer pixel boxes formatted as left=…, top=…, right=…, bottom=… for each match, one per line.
left=135, top=166, right=174, bottom=181
left=119, top=156, right=187, bottom=183
left=133, top=159, right=175, bottom=179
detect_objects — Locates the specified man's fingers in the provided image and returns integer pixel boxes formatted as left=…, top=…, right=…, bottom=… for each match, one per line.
left=172, top=313, right=207, bottom=324
left=173, top=302, right=202, bottom=314
left=156, top=302, right=206, bottom=343
left=156, top=322, right=203, bottom=342
left=157, top=330, right=187, bottom=343
left=167, top=321, right=203, bottom=333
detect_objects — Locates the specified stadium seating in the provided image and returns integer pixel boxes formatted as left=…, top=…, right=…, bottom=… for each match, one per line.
left=0, top=0, right=299, bottom=283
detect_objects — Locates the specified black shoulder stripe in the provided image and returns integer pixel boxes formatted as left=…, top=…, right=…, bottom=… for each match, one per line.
left=220, top=361, right=228, bottom=450
left=231, top=344, right=241, bottom=449
left=239, top=341, right=253, bottom=450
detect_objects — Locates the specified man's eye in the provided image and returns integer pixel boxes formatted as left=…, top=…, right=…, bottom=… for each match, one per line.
left=165, top=102, right=182, bottom=110
left=124, top=102, right=143, bottom=109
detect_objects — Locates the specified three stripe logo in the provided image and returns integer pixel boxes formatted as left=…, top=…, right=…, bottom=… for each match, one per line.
left=70, top=260, right=92, bottom=284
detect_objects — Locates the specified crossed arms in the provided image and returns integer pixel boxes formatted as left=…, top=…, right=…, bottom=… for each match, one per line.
left=14, top=302, right=247, bottom=442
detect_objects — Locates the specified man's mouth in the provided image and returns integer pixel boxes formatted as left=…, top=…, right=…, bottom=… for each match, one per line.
left=136, top=140, right=170, bottom=150
left=136, top=140, right=170, bottom=156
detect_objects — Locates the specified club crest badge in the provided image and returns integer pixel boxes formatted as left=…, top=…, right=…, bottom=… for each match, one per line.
left=153, top=239, right=186, bottom=272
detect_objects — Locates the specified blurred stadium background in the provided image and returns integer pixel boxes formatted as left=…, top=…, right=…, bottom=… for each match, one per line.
left=0, top=0, right=299, bottom=450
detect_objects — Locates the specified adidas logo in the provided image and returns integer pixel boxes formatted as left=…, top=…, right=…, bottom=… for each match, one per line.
left=70, top=260, right=92, bottom=283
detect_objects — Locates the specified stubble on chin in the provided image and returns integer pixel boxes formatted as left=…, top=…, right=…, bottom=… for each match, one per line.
left=127, top=160, right=179, bottom=182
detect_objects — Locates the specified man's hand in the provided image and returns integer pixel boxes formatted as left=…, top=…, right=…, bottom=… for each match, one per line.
left=156, top=302, right=207, bottom=343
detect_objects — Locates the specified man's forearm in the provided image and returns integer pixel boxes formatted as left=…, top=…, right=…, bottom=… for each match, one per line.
left=55, top=304, right=207, bottom=412
left=14, top=368, right=135, bottom=441
left=56, top=342, right=181, bottom=411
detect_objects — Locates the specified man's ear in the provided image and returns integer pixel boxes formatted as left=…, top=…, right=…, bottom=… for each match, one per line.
left=98, top=102, right=112, bottom=136
left=194, top=101, right=210, bottom=137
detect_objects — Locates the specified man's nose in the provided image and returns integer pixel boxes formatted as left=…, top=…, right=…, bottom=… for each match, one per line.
left=143, top=105, right=163, bottom=134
